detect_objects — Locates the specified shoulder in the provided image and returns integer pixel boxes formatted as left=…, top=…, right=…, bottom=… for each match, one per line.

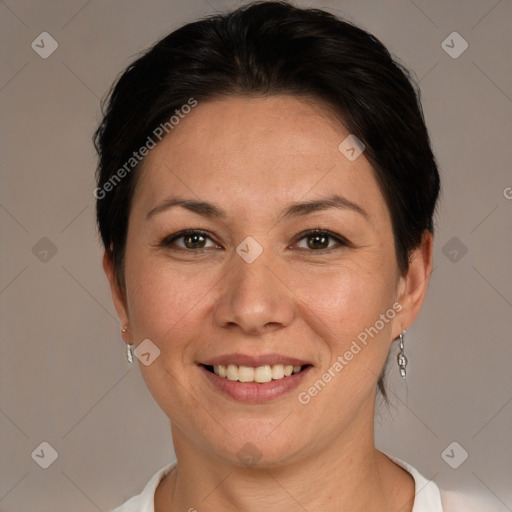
left=387, top=455, right=443, bottom=512
left=386, top=453, right=498, bottom=512
left=440, top=489, right=501, bottom=512
left=110, top=461, right=177, bottom=512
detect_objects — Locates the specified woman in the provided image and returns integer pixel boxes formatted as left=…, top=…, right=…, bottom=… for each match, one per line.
left=94, top=2, right=454, bottom=510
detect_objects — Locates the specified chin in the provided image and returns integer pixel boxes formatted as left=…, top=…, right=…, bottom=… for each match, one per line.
left=204, top=425, right=308, bottom=469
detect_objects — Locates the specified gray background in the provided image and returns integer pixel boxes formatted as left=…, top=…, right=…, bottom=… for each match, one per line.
left=1, top=0, right=511, bottom=510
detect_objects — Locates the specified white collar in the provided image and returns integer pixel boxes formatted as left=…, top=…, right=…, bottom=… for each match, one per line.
left=112, top=456, right=443, bottom=511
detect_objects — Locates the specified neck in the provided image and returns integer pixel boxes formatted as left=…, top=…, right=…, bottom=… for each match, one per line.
left=155, top=401, right=414, bottom=512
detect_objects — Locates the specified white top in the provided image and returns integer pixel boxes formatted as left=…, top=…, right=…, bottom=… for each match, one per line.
left=110, top=456, right=490, bottom=512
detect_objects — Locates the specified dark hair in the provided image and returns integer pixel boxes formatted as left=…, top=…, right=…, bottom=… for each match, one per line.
left=94, top=0, right=440, bottom=399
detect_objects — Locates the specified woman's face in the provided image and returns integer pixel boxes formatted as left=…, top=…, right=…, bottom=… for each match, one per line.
left=106, top=95, right=430, bottom=466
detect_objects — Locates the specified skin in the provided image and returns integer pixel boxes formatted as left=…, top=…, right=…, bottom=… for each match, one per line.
left=104, top=95, right=433, bottom=511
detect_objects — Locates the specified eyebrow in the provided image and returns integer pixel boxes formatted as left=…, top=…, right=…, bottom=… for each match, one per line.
left=146, top=194, right=368, bottom=221
left=279, top=194, right=369, bottom=221
left=146, top=197, right=226, bottom=220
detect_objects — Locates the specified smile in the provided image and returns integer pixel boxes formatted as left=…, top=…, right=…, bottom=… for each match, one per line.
left=205, top=363, right=305, bottom=383
left=199, top=356, right=312, bottom=402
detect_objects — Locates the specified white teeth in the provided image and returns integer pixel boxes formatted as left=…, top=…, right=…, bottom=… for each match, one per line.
left=254, top=365, right=272, bottom=383
left=210, top=363, right=304, bottom=382
left=271, top=364, right=285, bottom=380
left=238, top=365, right=255, bottom=382
left=226, top=364, right=238, bottom=381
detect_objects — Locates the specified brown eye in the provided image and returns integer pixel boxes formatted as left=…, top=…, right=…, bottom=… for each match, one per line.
left=161, top=230, right=218, bottom=250
left=183, top=233, right=207, bottom=249
left=295, top=230, right=348, bottom=251
left=306, top=233, right=329, bottom=249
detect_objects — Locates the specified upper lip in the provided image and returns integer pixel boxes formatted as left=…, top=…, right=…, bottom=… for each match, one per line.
left=200, top=353, right=311, bottom=367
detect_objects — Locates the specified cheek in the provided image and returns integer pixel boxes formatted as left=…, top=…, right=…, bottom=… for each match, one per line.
left=123, top=255, right=205, bottom=412
left=292, top=260, right=397, bottom=339
left=290, top=261, right=399, bottom=406
left=123, top=253, right=204, bottom=351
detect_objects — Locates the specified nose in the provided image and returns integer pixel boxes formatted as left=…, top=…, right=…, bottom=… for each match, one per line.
left=213, top=251, right=295, bottom=336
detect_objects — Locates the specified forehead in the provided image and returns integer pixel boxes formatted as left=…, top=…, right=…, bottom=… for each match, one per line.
left=133, top=95, right=388, bottom=222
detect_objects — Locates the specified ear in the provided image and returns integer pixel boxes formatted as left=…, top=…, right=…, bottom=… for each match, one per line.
left=103, top=250, right=132, bottom=343
left=392, top=230, right=434, bottom=338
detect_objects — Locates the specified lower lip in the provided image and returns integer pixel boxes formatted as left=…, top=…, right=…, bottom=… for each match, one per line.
left=199, top=365, right=311, bottom=403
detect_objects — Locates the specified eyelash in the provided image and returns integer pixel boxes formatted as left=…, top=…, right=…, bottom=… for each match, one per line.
left=158, top=228, right=351, bottom=252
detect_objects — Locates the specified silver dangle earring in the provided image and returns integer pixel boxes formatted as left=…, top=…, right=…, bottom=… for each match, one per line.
left=122, top=326, right=134, bottom=364
left=126, top=343, right=134, bottom=364
left=397, top=326, right=407, bottom=379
